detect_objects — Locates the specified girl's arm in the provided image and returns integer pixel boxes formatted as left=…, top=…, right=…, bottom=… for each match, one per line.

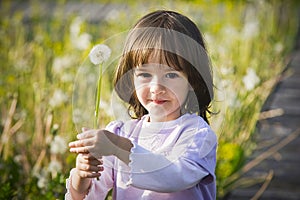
left=69, top=171, right=92, bottom=199
left=66, top=156, right=115, bottom=200
left=68, top=153, right=102, bottom=199
left=128, top=128, right=217, bottom=192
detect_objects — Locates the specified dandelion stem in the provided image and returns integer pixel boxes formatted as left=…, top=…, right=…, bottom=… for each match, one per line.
left=94, top=64, right=102, bottom=128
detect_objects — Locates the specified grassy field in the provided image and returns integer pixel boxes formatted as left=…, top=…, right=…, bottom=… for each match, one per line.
left=0, top=0, right=298, bottom=199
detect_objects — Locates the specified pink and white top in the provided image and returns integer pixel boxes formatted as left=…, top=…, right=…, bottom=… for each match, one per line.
left=66, top=113, right=217, bottom=200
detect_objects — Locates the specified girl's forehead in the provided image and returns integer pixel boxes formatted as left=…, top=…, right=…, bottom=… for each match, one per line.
left=136, top=63, right=175, bottom=71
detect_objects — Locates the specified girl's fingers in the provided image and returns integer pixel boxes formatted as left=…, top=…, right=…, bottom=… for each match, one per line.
left=69, top=138, right=94, bottom=148
left=70, top=146, right=90, bottom=154
left=85, top=158, right=102, bottom=166
left=78, top=163, right=104, bottom=172
left=75, top=154, right=104, bottom=178
left=77, top=170, right=101, bottom=179
left=81, top=156, right=103, bottom=166
left=77, top=154, right=103, bottom=168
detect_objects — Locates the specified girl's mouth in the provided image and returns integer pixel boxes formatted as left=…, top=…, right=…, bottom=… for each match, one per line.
left=152, top=99, right=167, bottom=104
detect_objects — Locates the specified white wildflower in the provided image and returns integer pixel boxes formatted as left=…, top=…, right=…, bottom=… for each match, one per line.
left=89, top=44, right=111, bottom=65
left=48, top=160, right=62, bottom=178
left=72, top=32, right=91, bottom=50
left=242, top=20, right=259, bottom=39
left=242, top=5, right=260, bottom=40
left=37, top=176, right=47, bottom=189
left=220, top=66, right=234, bottom=76
left=70, top=17, right=91, bottom=50
left=221, top=79, right=232, bottom=88
left=34, top=168, right=48, bottom=189
left=49, top=89, right=68, bottom=108
left=105, top=9, right=121, bottom=21
left=14, top=154, right=23, bottom=163
left=226, top=89, right=241, bottom=108
left=60, top=73, right=74, bottom=83
left=53, top=123, right=59, bottom=130
left=14, top=59, right=29, bottom=72
left=222, top=25, right=239, bottom=39
left=242, top=68, right=260, bottom=91
left=274, top=42, right=283, bottom=53
left=50, top=135, right=67, bottom=154
left=70, top=17, right=83, bottom=37
left=52, top=56, right=73, bottom=75
left=48, top=160, right=62, bottom=173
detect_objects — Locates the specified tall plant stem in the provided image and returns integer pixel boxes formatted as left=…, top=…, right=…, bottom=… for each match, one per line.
left=94, top=64, right=102, bottom=128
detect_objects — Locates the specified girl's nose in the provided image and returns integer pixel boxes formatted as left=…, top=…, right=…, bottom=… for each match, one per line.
left=150, top=78, right=166, bottom=94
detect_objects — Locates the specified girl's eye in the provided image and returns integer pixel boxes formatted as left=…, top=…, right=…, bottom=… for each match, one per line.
left=165, top=73, right=179, bottom=79
left=136, top=73, right=152, bottom=78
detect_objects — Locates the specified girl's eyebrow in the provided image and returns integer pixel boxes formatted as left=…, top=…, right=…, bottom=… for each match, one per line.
left=135, top=65, right=179, bottom=72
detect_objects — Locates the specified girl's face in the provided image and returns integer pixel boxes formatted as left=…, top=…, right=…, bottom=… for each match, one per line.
left=133, top=56, right=190, bottom=122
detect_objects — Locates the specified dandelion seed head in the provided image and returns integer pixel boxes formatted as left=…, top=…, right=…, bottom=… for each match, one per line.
left=34, top=168, right=48, bottom=189
left=70, top=16, right=83, bottom=37
left=242, top=20, right=259, bottom=39
left=53, top=123, right=59, bottom=130
left=49, top=89, right=68, bottom=108
left=72, top=32, right=91, bottom=50
left=52, top=56, right=73, bottom=75
left=48, top=160, right=62, bottom=174
left=89, top=44, right=111, bottom=65
left=50, top=135, right=67, bottom=154
left=275, top=42, right=283, bottom=53
left=37, top=176, right=47, bottom=189
left=14, top=154, right=23, bottom=163
left=242, top=68, right=260, bottom=91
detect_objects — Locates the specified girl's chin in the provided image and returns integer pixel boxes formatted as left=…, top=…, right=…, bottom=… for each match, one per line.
left=148, top=112, right=180, bottom=122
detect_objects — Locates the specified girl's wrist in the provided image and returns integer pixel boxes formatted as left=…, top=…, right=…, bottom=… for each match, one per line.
left=72, top=169, right=92, bottom=194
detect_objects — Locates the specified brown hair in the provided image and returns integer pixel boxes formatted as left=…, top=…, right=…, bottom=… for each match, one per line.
left=113, top=10, right=213, bottom=123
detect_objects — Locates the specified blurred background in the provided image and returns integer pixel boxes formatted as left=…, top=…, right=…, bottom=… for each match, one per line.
left=0, top=0, right=299, bottom=199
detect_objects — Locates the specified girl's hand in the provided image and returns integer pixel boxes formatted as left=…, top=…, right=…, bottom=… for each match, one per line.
left=69, top=129, right=118, bottom=159
left=74, top=153, right=103, bottom=179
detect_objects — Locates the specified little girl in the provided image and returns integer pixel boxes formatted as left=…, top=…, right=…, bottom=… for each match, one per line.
left=66, top=10, right=217, bottom=200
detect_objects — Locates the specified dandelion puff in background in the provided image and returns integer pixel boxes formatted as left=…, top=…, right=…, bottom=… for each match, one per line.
left=242, top=68, right=260, bottom=91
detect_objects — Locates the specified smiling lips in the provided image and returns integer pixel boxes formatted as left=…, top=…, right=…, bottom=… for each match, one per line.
left=151, top=99, right=167, bottom=104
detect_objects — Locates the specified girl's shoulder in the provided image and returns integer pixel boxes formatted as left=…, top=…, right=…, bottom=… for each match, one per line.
left=181, top=114, right=217, bottom=141
left=180, top=113, right=211, bottom=129
left=105, top=118, right=142, bottom=136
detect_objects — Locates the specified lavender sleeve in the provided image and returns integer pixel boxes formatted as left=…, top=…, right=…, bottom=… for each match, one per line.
left=127, top=127, right=217, bottom=192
